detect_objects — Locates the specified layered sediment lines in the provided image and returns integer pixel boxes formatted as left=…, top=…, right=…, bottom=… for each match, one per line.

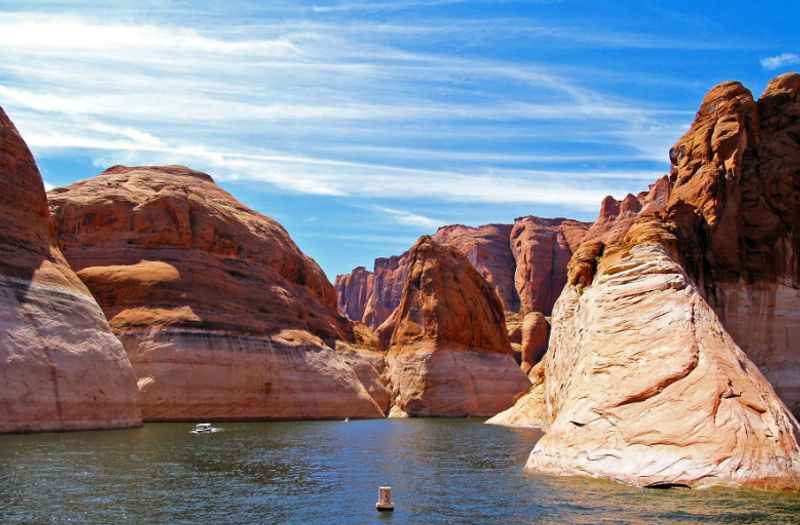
left=49, top=165, right=388, bottom=420
left=520, top=74, right=800, bottom=489
left=0, top=107, right=141, bottom=433
left=378, top=237, right=530, bottom=416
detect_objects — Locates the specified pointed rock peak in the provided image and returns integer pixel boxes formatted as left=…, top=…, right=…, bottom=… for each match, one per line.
left=386, top=235, right=510, bottom=354
left=762, top=71, right=800, bottom=98
left=599, top=195, right=620, bottom=220
left=102, top=165, right=215, bottom=184
left=619, top=194, right=642, bottom=215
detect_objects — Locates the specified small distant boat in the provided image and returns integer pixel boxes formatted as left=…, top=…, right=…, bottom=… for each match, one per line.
left=190, top=423, right=221, bottom=434
left=344, top=417, right=350, bottom=423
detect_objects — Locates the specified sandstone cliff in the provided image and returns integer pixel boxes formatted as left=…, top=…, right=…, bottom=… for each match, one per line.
left=49, top=165, right=389, bottom=421
left=334, top=266, right=373, bottom=321
left=337, top=218, right=589, bottom=328
left=0, top=107, right=141, bottom=433
left=378, top=236, right=530, bottom=416
left=523, top=75, right=800, bottom=489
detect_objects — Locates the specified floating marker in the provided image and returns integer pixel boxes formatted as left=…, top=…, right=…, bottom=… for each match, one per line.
left=376, top=486, right=394, bottom=511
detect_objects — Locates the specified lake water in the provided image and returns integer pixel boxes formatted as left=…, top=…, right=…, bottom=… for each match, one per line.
left=0, top=418, right=798, bottom=524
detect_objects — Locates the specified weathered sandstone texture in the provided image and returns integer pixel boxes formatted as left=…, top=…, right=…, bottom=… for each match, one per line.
left=510, top=217, right=588, bottom=315
left=49, top=165, right=388, bottom=421
left=520, top=311, right=549, bottom=374
left=486, top=362, right=547, bottom=429
left=525, top=76, right=800, bottom=489
left=334, top=266, right=373, bottom=321
left=431, top=223, right=519, bottom=311
left=378, top=236, right=530, bottom=416
left=337, top=218, right=589, bottom=328
left=0, top=107, right=141, bottom=433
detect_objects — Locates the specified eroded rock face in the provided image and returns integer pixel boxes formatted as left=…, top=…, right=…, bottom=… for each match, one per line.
left=362, top=253, right=412, bottom=328
left=334, top=266, right=373, bottom=321
left=380, top=236, right=530, bottom=416
left=510, top=217, right=589, bottom=315
left=486, top=362, right=547, bottom=429
left=524, top=76, right=800, bottom=489
left=432, top=223, right=519, bottom=311
left=49, top=165, right=388, bottom=421
left=338, top=218, right=589, bottom=327
left=520, top=312, right=549, bottom=374
left=0, top=108, right=141, bottom=433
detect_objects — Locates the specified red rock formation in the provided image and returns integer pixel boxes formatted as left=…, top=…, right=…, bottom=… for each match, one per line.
left=361, top=252, right=412, bottom=328
left=520, top=311, right=549, bottom=374
left=432, top=223, right=519, bottom=311
left=334, top=266, right=373, bottom=321
left=0, top=107, right=141, bottom=433
left=379, top=236, right=530, bottom=416
left=339, top=218, right=589, bottom=327
left=49, top=165, right=388, bottom=421
left=523, top=76, right=800, bottom=489
left=510, top=217, right=589, bottom=315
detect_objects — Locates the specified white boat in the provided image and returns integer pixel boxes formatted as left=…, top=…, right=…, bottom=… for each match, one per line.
left=190, top=423, right=221, bottom=434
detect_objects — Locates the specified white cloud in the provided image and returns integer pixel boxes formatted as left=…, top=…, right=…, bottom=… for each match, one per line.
left=0, top=10, right=679, bottom=214
left=760, top=53, right=800, bottom=70
left=372, top=206, right=442, bottom=228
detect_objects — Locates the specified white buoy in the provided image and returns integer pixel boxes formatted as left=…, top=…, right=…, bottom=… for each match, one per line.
left=375, top=486, right=394, bottom=511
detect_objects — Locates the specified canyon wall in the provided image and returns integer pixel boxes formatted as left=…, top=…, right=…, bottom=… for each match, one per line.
left=337, top=218, right=590, bottom=328
left=0, top=107, right=141, bottom=433
left=522, top=75, right=800, bottom=489
left=377, top=236, right=530, bottom=416
left=49, top=165, right=389, bottom=421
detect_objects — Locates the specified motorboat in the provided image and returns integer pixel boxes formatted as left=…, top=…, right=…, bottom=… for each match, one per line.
left=190, top=423, right=221, bottom=434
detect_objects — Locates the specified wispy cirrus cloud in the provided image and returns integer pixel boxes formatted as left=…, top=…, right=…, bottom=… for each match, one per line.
left=371, top=206, right=443, bottom=228
left=760, top=53, right=800, bottom=70
left=0, top=7, right=682, bottom=216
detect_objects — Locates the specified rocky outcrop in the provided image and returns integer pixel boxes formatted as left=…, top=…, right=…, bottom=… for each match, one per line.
left=334, top=266, right=373, bottom=321
left=379, top=236, right=530, bottom=416
left=510, top=217, right=589, bottom=315
left=520, top=312, right=549, bottom=374
left=49, top=165, right=389, bottom=421
left=0, top=108, right=141, bottom=433
left=431, top=223, right=519, bottom=311
left=523, top=76, right=800, bottom=489
left=338, top=218, right=589, bottom=327
left=361, top=253, right=412, bottom=328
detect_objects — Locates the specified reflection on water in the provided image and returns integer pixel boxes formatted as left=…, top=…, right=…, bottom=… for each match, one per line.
left=0, top=419, right=798, bottom=524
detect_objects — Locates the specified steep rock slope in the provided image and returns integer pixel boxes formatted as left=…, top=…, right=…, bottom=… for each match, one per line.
left=430, top=223, right=518, bottom=311
left=334, top=266, right=373, bottom=321
left=0, top=108, right=141, bottom=433
left=377, top=236, right=530, bottom=416
left=49, top=165, right=388, bottom=421
left=526, top=76, right=800, bottom=489
left=510, top=217, right=588, bottom=315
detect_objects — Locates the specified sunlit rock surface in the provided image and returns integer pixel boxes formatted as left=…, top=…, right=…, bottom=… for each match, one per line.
left=377, top=236, right=530, bottom=416
left=0, top=107, right=140, bottom=433
left=49, top=165, right=389, bottom=421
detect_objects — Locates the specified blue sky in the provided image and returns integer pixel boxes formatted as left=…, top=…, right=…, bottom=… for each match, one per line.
left=1, top=1, right=798, bottom=278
